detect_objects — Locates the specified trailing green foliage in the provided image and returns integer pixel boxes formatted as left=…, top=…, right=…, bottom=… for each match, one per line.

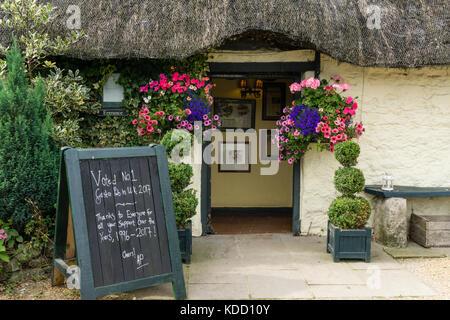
left=328, top=196, right=371, bottom=230
left=53, top=55, right=210, bottom=148
left=0, top=42, right=58, bottom=230
left=334, top=167, right=365, bottom=195
left=334, top=140, right=360, bottom=167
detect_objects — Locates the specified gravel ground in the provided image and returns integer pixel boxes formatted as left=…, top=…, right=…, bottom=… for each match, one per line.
left=396, top=257, right=450, bottom=300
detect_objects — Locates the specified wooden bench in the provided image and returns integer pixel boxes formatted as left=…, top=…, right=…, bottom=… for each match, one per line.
left=364, top=185, right=450, bottom=248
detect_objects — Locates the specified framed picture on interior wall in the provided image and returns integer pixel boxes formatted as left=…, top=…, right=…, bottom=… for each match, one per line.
left=214, top=98, right=256, bottom=130
left=262, top=83, right=286, bottom=120
left=218, top=142, right=251, bottom=173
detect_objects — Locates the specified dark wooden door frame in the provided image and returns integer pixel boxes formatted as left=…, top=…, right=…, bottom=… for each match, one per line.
left=201, top=53, right=320, bottom=236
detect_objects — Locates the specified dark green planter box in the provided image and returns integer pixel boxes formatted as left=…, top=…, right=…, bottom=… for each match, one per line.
left=326, top=221, right=372, bottom=262
left=178, top=220, right=192, bottom=264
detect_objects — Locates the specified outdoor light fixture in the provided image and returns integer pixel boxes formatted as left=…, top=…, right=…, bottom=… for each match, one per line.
left=381, top=172, right=394, bottom=191
left=101, top=73, right=126, bottom=116
left=240, top=79, right=263, bottom=98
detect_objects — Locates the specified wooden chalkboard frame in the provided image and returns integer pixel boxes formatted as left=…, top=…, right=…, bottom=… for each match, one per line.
left=52, top=145, right=186, bottom=300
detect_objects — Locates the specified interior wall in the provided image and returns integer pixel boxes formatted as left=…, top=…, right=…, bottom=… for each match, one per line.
left=210, top=78, right=294, bottom=208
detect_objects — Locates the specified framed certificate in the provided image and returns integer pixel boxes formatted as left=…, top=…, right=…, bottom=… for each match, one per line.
left=262, top=83, right=286, bottom=120
left=214, top=98, right=256, bottom=130
left=218, top=142, right=251, bottom=173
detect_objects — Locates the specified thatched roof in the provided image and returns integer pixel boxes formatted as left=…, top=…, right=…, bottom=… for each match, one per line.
left=1, top=0, right=449, bottom=67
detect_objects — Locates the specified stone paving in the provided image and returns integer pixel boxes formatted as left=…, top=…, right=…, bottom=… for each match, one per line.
left=132, top=234, right=437, bottom=300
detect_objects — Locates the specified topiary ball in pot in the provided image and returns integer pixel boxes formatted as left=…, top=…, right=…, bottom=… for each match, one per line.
left=328, top=196, right=371, bottom=229
left=334, top=140, right=360, bottom=167
left=168, top=162, right=193, bottom=193
left=334, top=167, right=365, bottom=195
left=172, top=189, right=198, bottom=230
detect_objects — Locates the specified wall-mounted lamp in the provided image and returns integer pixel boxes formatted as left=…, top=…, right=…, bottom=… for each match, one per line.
left=240, top=79, right=263, bottom=98
left=100, top=73, right=126, bottom=116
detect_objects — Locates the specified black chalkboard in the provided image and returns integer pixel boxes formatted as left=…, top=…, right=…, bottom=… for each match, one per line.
left=52, top=145, right=186, bottom=300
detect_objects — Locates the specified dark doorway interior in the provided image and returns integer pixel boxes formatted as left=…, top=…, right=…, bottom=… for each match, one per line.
left=211, top=208, right=291, bottom=234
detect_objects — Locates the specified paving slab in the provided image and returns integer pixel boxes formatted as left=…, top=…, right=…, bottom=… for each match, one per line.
left=383, top=241, right=447, bottom=259
left=189, top=271, right=248, bottom=284
left=131, top=234, right=437, bottom=300
left=188, top=283, right=250, bottom=300
left=132, top=282, right=175, bottom=300
left=353, top=269, right=437, bottom=297
left=297, top=261, right=367, bottom=285
left=247, top=271, right=313, bottom=299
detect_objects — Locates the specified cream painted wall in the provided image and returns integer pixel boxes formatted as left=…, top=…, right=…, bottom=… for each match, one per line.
left=190, top=49, right=450, bottom=237
left=210, top=78, right=293, bottom=208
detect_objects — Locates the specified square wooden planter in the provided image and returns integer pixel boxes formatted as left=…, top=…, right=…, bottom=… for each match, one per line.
left=410, top=213, right=450, bottom=247
left=178, top=220, right=192, bottom=264
left=326, top=221, right=372, bottom=262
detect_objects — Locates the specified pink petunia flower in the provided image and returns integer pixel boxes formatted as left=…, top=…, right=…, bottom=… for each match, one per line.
left=340, top=83, right=351, bottom=91
left=289, top=82, right=302, bottom=93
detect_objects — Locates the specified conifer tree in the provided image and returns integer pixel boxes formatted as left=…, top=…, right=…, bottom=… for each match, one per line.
left=0, top=40, right=58, bottom=230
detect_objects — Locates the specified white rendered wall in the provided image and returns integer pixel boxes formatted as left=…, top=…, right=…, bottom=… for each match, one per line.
left=190, top=51, right=450, bottom=237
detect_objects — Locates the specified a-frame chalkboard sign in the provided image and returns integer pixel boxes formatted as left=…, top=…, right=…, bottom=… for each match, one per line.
left=52, top=145, right=186, bottom=300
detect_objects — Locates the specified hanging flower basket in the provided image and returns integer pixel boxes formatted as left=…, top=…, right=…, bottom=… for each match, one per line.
left=276, top=76, right=365, bottom=163
left=133, top=69, right=221, bottom=140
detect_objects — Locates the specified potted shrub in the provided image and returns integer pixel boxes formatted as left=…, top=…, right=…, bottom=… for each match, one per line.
left=168, top=162, right=198, bottom=264
left=327, top=141, right=372, bottom=262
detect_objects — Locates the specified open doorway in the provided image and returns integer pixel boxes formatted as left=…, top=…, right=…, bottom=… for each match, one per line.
left=209, top=78, right=294, bottom=234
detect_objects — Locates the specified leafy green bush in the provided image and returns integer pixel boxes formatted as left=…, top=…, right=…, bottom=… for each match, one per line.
left=0, top=42, right=58, bottom=230
left=334, top=141, right=360, bottom=167
left=172, top=189, right=198, bottom=230
left=168, top=163, right=193, bottom=193
left=0, top=220, right=24, bottom=254
left=43, top=67, right=101, bottom=147
left=328, top=196, right=371, bottom=229
left=334, top=167, right=365, bottom=195
left=0, top=0, right=83, bottom=77
left=160, top=129, right=193, bottom=158
left=168, top=161, right=197, bottom=229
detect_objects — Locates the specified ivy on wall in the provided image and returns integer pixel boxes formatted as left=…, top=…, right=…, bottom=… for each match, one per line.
left=52, top=53, right=210, bottom=148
